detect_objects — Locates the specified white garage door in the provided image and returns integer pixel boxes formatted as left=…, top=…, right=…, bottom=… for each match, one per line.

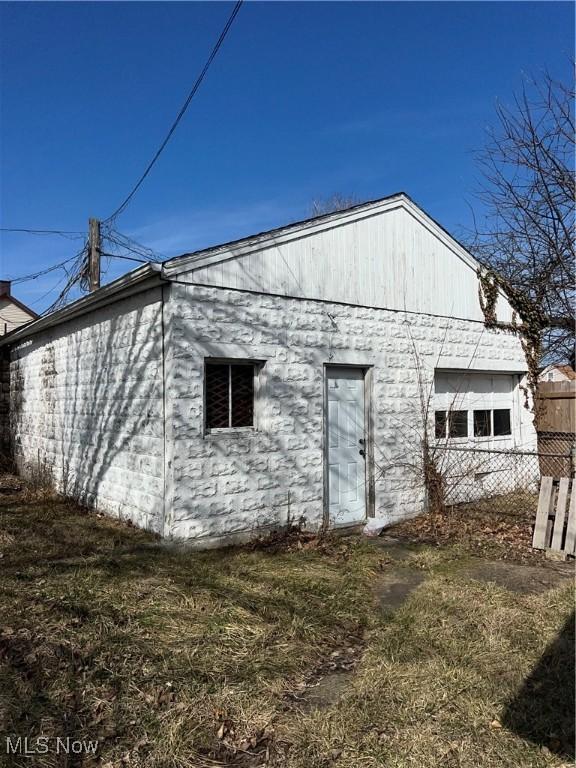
left=434, top=371, right=515, bottom=442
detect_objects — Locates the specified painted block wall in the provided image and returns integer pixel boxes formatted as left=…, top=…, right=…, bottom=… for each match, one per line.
left=0, top=350, right=11, bottom=467
left=164, top=282, right=536, bottom=546
left=8, top=278, right=537, bottom=547
left=10, top=288, right=165, bottom=533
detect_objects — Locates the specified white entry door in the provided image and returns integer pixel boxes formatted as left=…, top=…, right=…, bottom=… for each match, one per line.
left=326, top=367, right=367, bottom=526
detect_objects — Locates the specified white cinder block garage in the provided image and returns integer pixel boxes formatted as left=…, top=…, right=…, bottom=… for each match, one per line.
left=2, top=194, right=537, bottom=547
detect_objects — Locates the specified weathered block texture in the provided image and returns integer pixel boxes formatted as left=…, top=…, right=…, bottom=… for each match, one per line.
left=163, top=283, right=536, bottom=545
left=7, top=278, right=537, bottom=546
left=10, top=289, right=164, bottom=532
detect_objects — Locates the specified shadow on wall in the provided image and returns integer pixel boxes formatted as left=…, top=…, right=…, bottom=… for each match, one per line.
left=164, top=281, right=437, bottom=541
left=12, top=288, right=165, bottom=533
left=12, top=277, right=439, bottom=542
left=502, top=610, right=575, bottom=760
left=165, top=283, right=329, bottom=540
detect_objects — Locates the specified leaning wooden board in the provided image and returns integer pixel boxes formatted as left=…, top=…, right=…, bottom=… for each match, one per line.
left=533, top=476, right=576, bottom=555
left=565, top=482, right=576, bottom=554
left=551, top=478, right=570, bottom=551
left=533, top=476, right=553, bottom=549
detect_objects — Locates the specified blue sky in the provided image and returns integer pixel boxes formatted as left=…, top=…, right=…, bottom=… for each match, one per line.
left=0, top=1, right=573, bottom=311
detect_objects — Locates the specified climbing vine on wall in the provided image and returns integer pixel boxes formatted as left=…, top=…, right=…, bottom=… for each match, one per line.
left=478, top=269, right=543, bottom=417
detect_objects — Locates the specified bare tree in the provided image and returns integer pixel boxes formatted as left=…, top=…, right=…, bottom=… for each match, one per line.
left=472, top=72, right=575, bottom=364
left=309, top=194, right=362, bottom=217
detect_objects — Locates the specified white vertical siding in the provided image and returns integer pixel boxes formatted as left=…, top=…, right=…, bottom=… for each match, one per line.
left=177, top=204, right=515, bottom=324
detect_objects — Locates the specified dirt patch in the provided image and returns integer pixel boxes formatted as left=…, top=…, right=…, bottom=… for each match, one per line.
left=297, top=671, right=352, bottom=711
left=462, top=559, right=574, bottom=595
left=373, top=569, right=425, bottom=612
left=245, top=525, right=353, bottom=561
left=369, top=536, right=421, bottom=562
left=284, top=636, right=365, bottom=712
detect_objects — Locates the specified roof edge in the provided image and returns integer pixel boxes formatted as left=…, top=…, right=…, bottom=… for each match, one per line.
left=0, top=190, right=502, bottom=346
left=162, top=192, right=482, bottom=278
left=0, top=263, right=162, bottom=347
left=163, top=192, right=410, bottom=275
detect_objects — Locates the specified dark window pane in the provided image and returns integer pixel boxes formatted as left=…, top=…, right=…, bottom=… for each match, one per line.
left=231, top=365, right=254, bottom=427
left=474, top=409, right=491, bottom=437
left=435, top=411, right=447, bottom=439
left=493, top=408, right=511, bottom=436
left=449, top=410, right=468, bottom=438
left=206, top=364, right=229, bottom=429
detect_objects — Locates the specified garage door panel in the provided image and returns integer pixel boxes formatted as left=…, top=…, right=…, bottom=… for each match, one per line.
left=434, top=371, right=515, bottom=442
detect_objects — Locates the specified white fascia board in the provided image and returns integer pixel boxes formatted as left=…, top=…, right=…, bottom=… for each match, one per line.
left=401, top=200, right=514, bottom=308
left=162, top=195, right=409, bottom=277
left=163, top=194, right=492, bottom=291
left=400, top=197, right=480, bottom=272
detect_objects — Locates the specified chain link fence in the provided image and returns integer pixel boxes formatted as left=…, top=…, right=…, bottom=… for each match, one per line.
left=442, top=442, right=575, bottom=517
left=537, top=431, right=575, bottom=476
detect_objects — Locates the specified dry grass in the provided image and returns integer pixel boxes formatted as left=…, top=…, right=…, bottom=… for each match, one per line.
left=388, top=496, right=544, bottom=563
left=0, top=490, right=573, bottom=767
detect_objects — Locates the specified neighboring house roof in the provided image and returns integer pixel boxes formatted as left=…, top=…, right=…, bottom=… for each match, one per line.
left=541, top=364, right=576, bottom=380
left=0, top=192, right=501, bottom=347
left=1, top=293, right=38, bottom=320
left=557, top=365, right=576, bottom=380
left=0, top=289, right=38, bottom=336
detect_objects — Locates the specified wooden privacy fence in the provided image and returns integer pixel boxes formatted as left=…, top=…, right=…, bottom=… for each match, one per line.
left=533, top=476, right=576, bottom=556
left=536, top=380, right=576, bottom=432
left=536, top=381, right=575, bottom=477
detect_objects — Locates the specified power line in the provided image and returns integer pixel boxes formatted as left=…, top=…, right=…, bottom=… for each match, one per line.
left=1, top=242, right=89, bottom=314
left=104, top=228, right=164, bottom=261
left=0, top=227, right=84, bottom=239
left=6, top=255, right=83, bottom=285
left=104, top=0, right=244, bottom=224
left=3, top=226, right=159, bottom=309
left=44, top=243, right=91, bottom=312
left=30, top=272, right=72, bottom=307
left=2, top=3, right=243, bottom=302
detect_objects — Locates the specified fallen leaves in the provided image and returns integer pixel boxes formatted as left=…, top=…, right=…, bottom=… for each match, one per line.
left=212, top=708, right=276, bottom=765
left=388, top=505, right=544, bottom=563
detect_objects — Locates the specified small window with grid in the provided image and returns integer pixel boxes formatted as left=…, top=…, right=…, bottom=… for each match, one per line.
left=473, top=409, right=491, bottom=437
left=435, top=411, right=448, bottom=439
left=448, top=410, right=468, bottom=438
left=472, top=408, right=512, bottom=437
left=205, top=362, right=256, bottom=431
left=493, top=408, right=511, bottom=436
left=435, top=409, right=469, bottom=439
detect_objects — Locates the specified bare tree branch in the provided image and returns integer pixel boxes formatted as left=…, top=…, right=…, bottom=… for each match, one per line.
left=309, top=194, right=362, bottom=217
left=469, top=72, right=575, bottom=364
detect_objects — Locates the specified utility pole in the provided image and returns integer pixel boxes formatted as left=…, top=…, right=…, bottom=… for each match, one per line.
left=88, top=218, right=101, bottom=292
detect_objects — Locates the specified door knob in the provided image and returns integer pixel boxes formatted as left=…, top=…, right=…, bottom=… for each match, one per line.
left=359, top=449, right=365, bottom=457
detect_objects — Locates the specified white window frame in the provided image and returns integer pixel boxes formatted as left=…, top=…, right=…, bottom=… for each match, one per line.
left=433, top=371, right=516, bottom=445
